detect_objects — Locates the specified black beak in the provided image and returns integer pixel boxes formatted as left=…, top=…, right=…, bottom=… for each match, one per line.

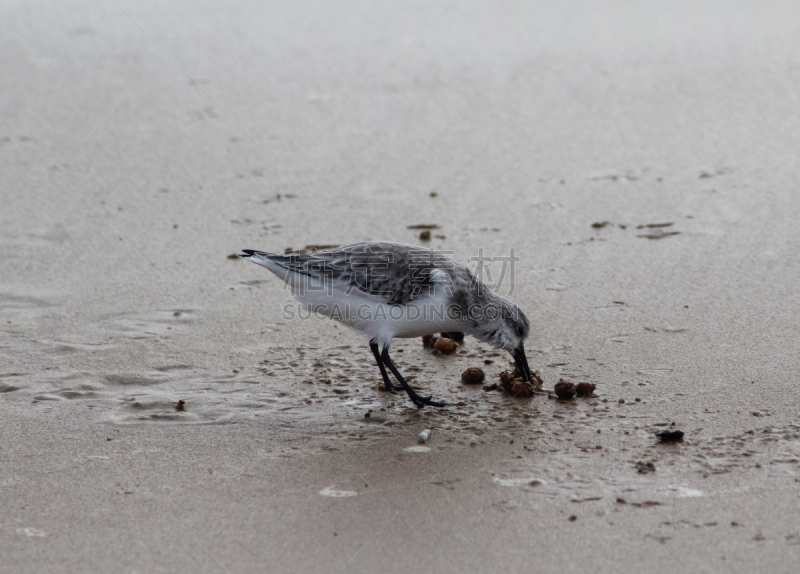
left=512, top=345, right=532, bottom=382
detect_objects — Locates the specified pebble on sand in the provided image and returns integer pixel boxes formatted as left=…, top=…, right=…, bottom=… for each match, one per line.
left=461, top=367, right=486, bottom=385
left=434, top=337, right=457, bottom=354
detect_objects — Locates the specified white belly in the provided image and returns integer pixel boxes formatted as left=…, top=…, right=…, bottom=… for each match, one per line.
left=295, top=289, right=465, bottom=346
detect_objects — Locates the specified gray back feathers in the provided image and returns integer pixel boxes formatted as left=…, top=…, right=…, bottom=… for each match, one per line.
left=258, top=242, right=476, bottom=306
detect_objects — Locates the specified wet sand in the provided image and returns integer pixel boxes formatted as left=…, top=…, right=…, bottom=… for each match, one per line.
left=3, top=1, right=800, bottom=572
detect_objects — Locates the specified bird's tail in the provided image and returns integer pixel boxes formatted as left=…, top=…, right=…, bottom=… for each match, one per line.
left=240, top=250, right=315, bottom=283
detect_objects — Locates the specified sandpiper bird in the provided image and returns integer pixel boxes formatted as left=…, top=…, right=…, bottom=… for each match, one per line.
left=241, top=242, right=533, bottom=407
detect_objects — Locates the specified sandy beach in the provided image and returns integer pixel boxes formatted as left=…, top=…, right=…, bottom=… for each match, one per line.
left=3, top=1, right=800, bottom=572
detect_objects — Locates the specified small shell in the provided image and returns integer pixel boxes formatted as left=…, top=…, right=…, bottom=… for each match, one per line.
left=418, top=429, right=431, bottom=443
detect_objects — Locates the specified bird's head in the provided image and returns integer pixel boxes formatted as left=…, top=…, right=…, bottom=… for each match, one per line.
left=470, top=296, right=533, bottom=382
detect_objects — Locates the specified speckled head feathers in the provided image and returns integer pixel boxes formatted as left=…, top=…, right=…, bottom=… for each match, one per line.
left=468, top=294, right=530, bottom=353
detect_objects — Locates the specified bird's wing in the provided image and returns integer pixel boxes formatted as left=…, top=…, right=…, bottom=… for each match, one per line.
left=242, top=243, right=472, bottom=305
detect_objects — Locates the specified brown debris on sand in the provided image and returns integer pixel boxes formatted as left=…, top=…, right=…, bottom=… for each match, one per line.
left=657, top=430, right=684, bottom=443
left=284, top=244, right=341, bottom=254
left=304, top=244, right=341, bottom=252
left=636, top=460, right=656, bottom=474
left=498, top=367, right=542, bottom=398
left=421, top=333, right=464, bottom=351
left=510, top=381, right=535, bottom=397
left=440, top=331, right=464, bottom=343
left=461, top=367, right=485, bottom=385
left=554, top=380, right=576, bottom=399
left=433, top=337, right=457, bottom=355
left=421, top=334, right=436, bottom=348
left=635, top=223, right=680, bottom=240
left=637, top=229, right=681, bottom=240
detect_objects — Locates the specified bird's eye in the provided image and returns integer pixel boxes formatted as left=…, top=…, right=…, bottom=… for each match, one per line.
left=515, top=325, right=525, bottom=337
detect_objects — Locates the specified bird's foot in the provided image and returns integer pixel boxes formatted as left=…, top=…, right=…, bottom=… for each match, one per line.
left=407, top=390, right=446, bottom=408
left=379, top=383, right=399, bottom=394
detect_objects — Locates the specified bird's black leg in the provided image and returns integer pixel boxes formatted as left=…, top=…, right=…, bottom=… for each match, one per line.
left=380, top=346, right=446, bottom=408
left=369, top=339, right=398, bottom=394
